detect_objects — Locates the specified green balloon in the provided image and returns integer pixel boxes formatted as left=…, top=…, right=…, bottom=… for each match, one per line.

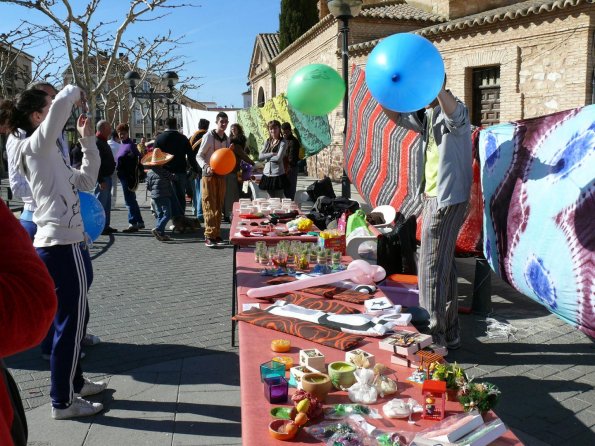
left=286, top=64, right=346, bottom=116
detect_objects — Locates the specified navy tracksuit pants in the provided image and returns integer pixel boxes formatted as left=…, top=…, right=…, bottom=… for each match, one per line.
left=36, top=242, right=93, bottom=409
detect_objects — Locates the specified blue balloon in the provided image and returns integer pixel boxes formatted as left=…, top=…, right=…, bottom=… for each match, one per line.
left=365, top=33, right=445, bottom=112
left=79, top=191, right=105, bottom=242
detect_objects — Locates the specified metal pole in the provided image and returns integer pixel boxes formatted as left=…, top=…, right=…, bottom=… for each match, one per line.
left=340, top=16, right=351, bottom=199
left=150, top=88, right=155, bottom=136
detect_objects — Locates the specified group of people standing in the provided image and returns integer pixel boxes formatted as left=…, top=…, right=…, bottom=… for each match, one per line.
left=189, top=114, right=301, bottom=248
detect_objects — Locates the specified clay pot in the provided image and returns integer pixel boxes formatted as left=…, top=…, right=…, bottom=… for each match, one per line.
left=446, top=388, right=459, bottom=402
left=327, top=361, right=357, bottom=390
left=301, top=373, right=333, bottom=402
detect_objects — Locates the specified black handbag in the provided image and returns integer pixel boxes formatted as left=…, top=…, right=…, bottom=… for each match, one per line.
left=376, top=214, right=418, bottom=275
left=1, top=360, right=27, bottom=446
left=306, top=176, right=336, bottom=201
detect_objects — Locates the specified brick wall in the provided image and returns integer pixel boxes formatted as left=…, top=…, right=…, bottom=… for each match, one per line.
left=261, top=4, right=595, bottom=180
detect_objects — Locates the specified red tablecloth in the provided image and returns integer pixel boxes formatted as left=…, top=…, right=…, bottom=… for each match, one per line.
left=235, top=249, right=521, bottom=445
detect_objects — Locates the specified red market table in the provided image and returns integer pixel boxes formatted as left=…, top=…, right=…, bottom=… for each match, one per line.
left=234, top=248, right=522, bottom=445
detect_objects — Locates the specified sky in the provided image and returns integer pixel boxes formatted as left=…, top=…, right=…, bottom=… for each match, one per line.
left=0, top=0, right=281, bottom=108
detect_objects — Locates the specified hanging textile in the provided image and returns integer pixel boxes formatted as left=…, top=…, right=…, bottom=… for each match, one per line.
left=345, top=65, right=423, bottom=219
left=479, top=105, right=595, bottom=336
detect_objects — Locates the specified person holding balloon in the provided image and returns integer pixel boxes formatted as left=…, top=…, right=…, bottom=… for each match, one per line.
left=197, top=112, right=234, bottom=248
left=224, top=123, right=255, bottom=221
left=366, top=33, right=473, bottom=350
left=258, top=120, right=289, bottom=199
left=0, top=85, right=107, bottom=419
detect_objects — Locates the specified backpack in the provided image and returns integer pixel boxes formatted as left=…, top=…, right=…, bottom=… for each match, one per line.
left=306, top=176, right=336, bottom=202
left=376, top=214, right=418, bottom=275
left=307, top=196, right=360, bottom=230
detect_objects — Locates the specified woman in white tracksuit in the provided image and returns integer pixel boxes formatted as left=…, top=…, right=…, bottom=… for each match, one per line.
left=0, top=85, right=106, bottom=419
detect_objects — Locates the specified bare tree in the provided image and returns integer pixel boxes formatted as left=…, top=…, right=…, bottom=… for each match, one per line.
left=0, top=0, right=193, bottom=127
left=0, top=23, right=62, bottom=98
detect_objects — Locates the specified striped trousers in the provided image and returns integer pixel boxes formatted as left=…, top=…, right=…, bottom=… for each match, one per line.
left=418, top=197, right=468, bottom=346
left=37, top=242, right=93, bottom=409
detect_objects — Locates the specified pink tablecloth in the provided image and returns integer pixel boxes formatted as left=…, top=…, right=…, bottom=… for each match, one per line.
left=235, top=249, right=521, bottom=445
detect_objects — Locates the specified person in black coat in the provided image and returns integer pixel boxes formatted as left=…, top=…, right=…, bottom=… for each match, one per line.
left=94, top=120, right=117, bottom=234
left=155, top=117, right=199, bottom=217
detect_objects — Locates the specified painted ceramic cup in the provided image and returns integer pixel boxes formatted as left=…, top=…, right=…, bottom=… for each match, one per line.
left=301, top=372, right=333, bottom=402
left=328, top=361, right=357, bottom=390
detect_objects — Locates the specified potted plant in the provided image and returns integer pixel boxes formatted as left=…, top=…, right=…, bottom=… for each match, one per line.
left=458, top=381, right=501, bottom=415
left=431, top=362, right=468, bottom=401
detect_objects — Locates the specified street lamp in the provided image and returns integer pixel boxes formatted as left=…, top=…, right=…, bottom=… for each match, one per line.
left=124, top=70, right=179, bottom=136
left=328, top=0, right=363, bottom=199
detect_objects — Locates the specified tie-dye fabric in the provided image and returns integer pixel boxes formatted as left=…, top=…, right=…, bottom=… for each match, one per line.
left=479, top=105, right=594, bottom=336
left=237, top=95, right=331, bottom=158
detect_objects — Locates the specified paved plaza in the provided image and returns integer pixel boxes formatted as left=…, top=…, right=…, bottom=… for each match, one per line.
left=4, top=177, right=594, bottom=446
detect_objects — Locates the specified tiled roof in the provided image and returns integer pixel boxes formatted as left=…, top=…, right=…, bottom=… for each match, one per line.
left=418, top=0, right=594, bottom=36
left=350, top=0, right=594, bottom=52
left=360, top=0, right=445, bottom=23
left=257, top=33, right=280, bottom=62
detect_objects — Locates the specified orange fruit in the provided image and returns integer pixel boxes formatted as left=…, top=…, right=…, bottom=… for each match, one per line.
left=285, top=422, right=299, bottom=436
left=293, top=412, right=308, bottom=427
left=271, top=339, right=291, bottom=353
left=272, top=356, right=294, bottom=370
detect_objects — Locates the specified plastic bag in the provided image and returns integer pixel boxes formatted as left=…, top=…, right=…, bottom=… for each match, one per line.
left=346, top=210, right=369, bottom=237
left=348, top=368, right=378, bottom=404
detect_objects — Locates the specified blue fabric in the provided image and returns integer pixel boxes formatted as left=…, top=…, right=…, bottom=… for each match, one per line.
left=192, top=176, right=203, bottom=218
left=19, top=218, right=37, bottom=241
left=119, top=178, right=144, bottom=225
left=94, top=176, right=112, bottom=227
left=153, top=197, right=172, bottom=235
left=36, top=243, right=92, bottom=408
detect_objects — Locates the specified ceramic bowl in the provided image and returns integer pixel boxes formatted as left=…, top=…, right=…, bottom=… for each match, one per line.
left=268, top=419, right=297, bottom=441
left=300, top=372, right=333, bottom=402
left=327, top=361, right=357, bottom=390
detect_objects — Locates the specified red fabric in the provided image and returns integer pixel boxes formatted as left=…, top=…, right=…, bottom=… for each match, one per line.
left=0, top=199, right=57, bottom=446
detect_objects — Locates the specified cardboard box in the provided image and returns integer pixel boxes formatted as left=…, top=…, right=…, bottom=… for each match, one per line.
left=317, top=235, right=346, bottom=255
left=379, top=329, right=433, bottom=356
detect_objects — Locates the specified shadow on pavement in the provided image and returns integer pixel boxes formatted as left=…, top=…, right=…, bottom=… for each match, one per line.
left=7, top=343, right=239, bottom=386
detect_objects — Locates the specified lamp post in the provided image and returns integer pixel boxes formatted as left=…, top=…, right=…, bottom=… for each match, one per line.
left=328, top=0, right=363, bottom=199
left=124, top=70, right=179, bottom=136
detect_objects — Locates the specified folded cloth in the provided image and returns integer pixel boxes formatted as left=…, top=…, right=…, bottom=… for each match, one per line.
left=284, top=294, right=360, bottom=314
left=267, top=302, right=412, bottom=337
left=232, top=307, right=363, bottom=350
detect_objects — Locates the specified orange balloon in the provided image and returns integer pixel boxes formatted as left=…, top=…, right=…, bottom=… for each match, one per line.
left=210, top=147, right=236, bottom=175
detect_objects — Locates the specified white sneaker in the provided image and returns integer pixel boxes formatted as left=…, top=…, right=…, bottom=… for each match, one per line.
left=82, top=334, right=101, bottom=346
left=51, top=397, right=103, bottom=419
left=76, top=377, right=107, bottom=397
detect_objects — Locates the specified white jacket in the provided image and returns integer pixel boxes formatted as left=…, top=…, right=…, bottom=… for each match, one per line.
left=9, top=85, right=99, bottom=247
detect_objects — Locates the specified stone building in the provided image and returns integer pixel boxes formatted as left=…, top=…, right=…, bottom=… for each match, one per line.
left=247, top=0, right=595, bottom=180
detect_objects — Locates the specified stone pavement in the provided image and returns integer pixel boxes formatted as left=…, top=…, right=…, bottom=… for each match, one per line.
left=4, top=175, right=594, bottom=446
